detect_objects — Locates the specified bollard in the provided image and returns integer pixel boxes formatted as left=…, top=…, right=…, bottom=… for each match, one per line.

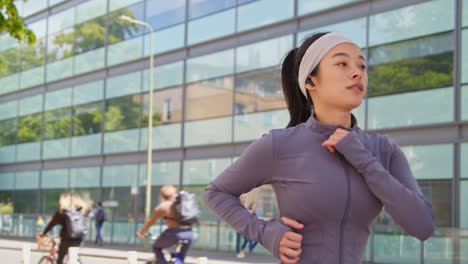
left=68, top=247, right=79, bottom=264
left=22, top=244, right=31, bottom=264
left=127, top=251, right=138, bottom=264
left=196, top=256, right=208, bottom=264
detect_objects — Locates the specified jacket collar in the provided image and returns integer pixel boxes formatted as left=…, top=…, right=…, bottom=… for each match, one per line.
left=305, top=111, right=359, bottom=135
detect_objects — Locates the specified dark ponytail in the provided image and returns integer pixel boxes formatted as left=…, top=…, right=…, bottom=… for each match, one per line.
left=281, top=32, right=329, bottom=128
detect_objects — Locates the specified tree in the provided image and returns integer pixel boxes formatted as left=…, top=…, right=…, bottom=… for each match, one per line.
left=0, top=0, right=36, bottom=45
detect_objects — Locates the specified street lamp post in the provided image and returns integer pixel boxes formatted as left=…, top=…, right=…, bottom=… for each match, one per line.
left=119, top=15, right=154, bottom=248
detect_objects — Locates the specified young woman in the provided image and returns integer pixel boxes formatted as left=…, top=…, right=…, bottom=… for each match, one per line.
left=40, top=192, right=90, bottom=264
left=203, top=32, right=435, bottom=264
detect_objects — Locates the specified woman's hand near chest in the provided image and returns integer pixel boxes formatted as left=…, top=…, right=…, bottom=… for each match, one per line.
left=279, top=217, right=304, bottom=264
left=321, top=128, right=350, bottom=153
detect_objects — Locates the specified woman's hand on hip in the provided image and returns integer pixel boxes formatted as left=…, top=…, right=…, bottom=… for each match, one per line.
left=322, top=128, right=349, bottom=152
left=279, top=217, right=304, bottom=264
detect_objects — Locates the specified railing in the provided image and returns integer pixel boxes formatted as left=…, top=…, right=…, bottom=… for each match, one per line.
left=1, top=213, right=467, bottom=263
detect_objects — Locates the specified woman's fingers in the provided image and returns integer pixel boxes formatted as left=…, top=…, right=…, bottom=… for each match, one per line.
left=280, top=238, right=301, bottom=249
left=281, top=217, right=304, bottom=230
left=279, top=245, right=302, bottom=257
left=279, top=253, right=300, bottom=264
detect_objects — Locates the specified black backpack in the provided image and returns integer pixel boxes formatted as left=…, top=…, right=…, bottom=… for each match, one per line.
left=95, top=208, right=106, bottom=222
left=174, top=191, right=200, bottom=225
left=63, top=208, right=87, bottom=239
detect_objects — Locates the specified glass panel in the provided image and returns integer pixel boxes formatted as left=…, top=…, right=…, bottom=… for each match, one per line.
left=49, top=0, right=67, bottom=6
left=17, top=113, right=42, bottom=143
left=234, top=68, right=285, bottom=113
left=297, top=17, right=367, bottom=48
left=234, top=110, right=288, bottom=142
left=186, top=77, right=233, bottom=121
left=368, top=87, right=453, bottom=129
left=0, top=118, right=16, bottom=146
left=0, top=173, right=14, bottom=190
left=143, top=24, right=185, bottom=55
left=142, top=61, right=184, bottom=91
left=19, top=95, right=43, bottom=116
left=107, top=37, right=144, bottom=66
left=15, top=171, right=39, bottom=189
left=45, top=88, right=72, bottom=111
left=108, top=3, right=145, bottom=44
left=47, top=28, right=75, bottom=63
left=0, top=145, right=16, bottom=164
left=44, top=108, right=72, bottom=140
left=41, top=169, right=69, bottom=189
left=298, top=0, right=361, bottom=16
left=22, top=38, right=46, bottom=71
left=188, top=9, right=235, bottom=45
left=103, top=165, right=138, bottom=187
left=186, top=49, right=234, bottom=83
left=139, top=162, right=180, bottom=186
left=42, top=138, right=70, bottom=160
left=73, top=48, right=106, bottom=75
left=109, top=0, right=143, bottom=12
left=464, top=0, right=468, bottom=27
left=73, top=80, right=104, bottom=105
left=70, top=167, right=100, bottom=188
left=463, top=29, right=468, bottom=84
left=101, top=187, right=135, bottom=218
left=106, top=71, right=142, bottom=99
left=104, top=128, right=140, bottom=153
left=0, top=48, right=21, bottom=78
left=461, top=181, right=468, bottom=228
left=237, top=0, right=294, bottom=32
left=145, top=0, right=185, bottom=31
left=48, top=8, right=76, bottom=35
left=76, top=0, right=107, bottom=24
left=401, top=144, right=453, bottom=180
left=46, top=57, right=74, bottom=82
left=0, top=73, right=20, bottom=94
left=236, top=35, right=293, bottom=73
left=70, top=134, right=102, bottom=157
left=104, top=94, right=142, bottom=131
left=20, top=66, right=45, bottom=89
left=0, top=34, right=19, bottom=52
left=140, top=123, right=182, bottom=150
left=0, top=100, right=17, bottom=121
left=142, top=86, right=182, bottom=126
left=16, top=142, right=41, bottom=162
left=373, top=234, right=420, bottom=263
left=73, top=102, right=102, bottom=136
left=189, top=0, right=235, bottom=19
left=419, top=180, right=452, bottom=227
left=14, top=190, right=38, bottom=214
left=22, top=0, right=47, bottom=17
left=183, top=158, right=231, bottom=185
left=369, top=0, right=454, bottom=46
left=74, top=16, right=107, bottom=55
left=184, top=117, right=232, bottom=146
left=424, top=236, right=453, bottom=263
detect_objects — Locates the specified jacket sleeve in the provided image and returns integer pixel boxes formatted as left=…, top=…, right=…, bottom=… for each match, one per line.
left=335, top=132, right=435, bottom=241
left=43, top=211, right=61, bottom=235
left=203, top=132, right=291, bottom=258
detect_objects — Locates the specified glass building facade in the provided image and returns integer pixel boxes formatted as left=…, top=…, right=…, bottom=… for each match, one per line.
left=0, top=0, right=467, bottom=262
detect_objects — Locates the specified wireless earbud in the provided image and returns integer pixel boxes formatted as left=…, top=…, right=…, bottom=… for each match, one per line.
left=306, top=79, right=315, bottom=87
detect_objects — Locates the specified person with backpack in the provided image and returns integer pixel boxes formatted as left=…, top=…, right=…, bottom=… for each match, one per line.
left=93, top=201, right=106, bottom=246
left=136, top=184, right=198, bottom=264
left=40, top=192, right=89, bottom=264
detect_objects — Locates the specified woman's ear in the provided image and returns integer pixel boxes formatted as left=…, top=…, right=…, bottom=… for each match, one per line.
left=305, top=77, right=316, bottom=91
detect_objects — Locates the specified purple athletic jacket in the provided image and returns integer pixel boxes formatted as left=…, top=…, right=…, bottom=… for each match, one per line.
left=203, top=114, right=435, bottom=264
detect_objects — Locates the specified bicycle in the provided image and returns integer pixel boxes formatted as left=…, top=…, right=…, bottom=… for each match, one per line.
left=37, top=235, right=82, bottom=264
left=143, top=232, right=190, bottom=264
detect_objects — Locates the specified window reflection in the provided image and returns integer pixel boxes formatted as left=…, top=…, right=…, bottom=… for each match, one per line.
left=22, top=39, right=46, bottom=70
left=73, top=102, right=102, bottom=136
left=188, top=0, right=235, bottom=19
left=419, top=180, right=452, bottom=227
left=108, top=4, right=144, bottom=44
left=141, top=87, right=182, bottom=126
left=17, top=113, right=42, bottom=143
left=0, top=48, right=21, bottom=78
left=104, top=95, right=142, bottom=131
left=44, top=108, right=72, bottom=140
left=186, top=77, right=233, bottom=121
left=234, top=68, right=285, bottom=115
left=73, top=16, right=107, bottom=55
left=0, top=118, right=16, bottom=146
left=145, top=0, right=185, bottom=31
left=47, top=28, right=75, bottom=62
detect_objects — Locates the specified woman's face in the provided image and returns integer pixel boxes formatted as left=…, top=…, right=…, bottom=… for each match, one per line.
left=308, top=43, right=368, bottom=111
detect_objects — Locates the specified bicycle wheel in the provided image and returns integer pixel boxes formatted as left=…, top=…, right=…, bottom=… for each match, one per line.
left=38, top=256, right=55, bottom=264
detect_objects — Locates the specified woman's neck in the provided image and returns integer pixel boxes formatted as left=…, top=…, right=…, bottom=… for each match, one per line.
left=313, top=106, right=352, bottom=128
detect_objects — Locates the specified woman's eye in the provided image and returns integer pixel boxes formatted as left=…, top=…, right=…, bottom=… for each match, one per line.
left=338, top=62, right=347, bottom=66
left=361, top=65, right=367, bottom=70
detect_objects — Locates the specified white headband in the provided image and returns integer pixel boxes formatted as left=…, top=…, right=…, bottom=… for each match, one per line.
left=298, top=32, right=355, bottom=98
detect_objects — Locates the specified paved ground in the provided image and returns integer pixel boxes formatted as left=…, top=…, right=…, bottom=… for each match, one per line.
left=0, top=237, right=278, bottom=264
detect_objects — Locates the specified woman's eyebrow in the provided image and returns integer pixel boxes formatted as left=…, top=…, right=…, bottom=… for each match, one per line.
left=331, top=52, right=366, bottom=61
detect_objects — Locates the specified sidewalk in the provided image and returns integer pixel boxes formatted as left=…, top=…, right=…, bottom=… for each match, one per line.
left=0, top=237, right=278, bottom=264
